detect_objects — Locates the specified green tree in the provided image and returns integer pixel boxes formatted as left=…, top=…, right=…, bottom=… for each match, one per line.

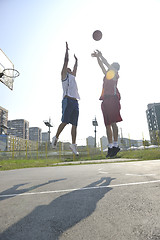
left=143, top=140, right=150, bottom=146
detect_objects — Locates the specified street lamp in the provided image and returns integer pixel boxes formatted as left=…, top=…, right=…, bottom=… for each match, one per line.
left=43, top=118, right=53, bottom=145
left=92, top=117, right=98, bottom=148
left=0, top=124, right=15, bottom=134
left=0, top=124, right=8, bottom=135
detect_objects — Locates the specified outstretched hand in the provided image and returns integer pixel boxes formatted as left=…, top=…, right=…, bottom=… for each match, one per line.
left=91, top=50, right=102, bottom=57
left=74, top=54, right=78, bottom=61
left=66, top=42, right=69, bottom=50
left=96, top=50, right=102, bottom=57
left=91, top=51, right=98, bottom=57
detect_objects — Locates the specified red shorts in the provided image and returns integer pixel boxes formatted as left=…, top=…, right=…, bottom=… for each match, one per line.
left=101, top=95, right=122, bottom=126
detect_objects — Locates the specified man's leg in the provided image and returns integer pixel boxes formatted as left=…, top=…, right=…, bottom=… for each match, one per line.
left=70, top=125, right=79, bottom=155
left=106, top=125, right=113, bottom=144
left=52, top=122, right=67, bottom=147
left=71, top=125, right=77, bottom=144
left=56, top=122, right=67, bottom=139
left=106, top=125, right=113, bottom=157
left=111, top=122, right=120, bottom=156
left=69, top=99, right=79, bottom=155
left=111, top=122, right=118, bottom=142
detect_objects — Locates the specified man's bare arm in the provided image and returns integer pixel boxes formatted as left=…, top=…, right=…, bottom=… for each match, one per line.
left=91, top=51, right=107, bottom=75
left=96, top=50, right=111, bottom=69
left=72, top=54, right=78, bottom=76
left=97, top=56, right=107, bottom=75
left=61, top=42, right=69, bottom=80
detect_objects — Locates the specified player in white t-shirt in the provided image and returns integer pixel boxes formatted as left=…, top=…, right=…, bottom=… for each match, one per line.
left=52, top=42, right=80, bottom=156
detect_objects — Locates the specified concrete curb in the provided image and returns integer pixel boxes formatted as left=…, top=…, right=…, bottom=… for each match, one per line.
left=52, top=158, right=139, bottom=165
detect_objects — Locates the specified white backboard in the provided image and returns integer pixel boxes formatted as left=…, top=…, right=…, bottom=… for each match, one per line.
left=0, top=49, right=14, bottom=90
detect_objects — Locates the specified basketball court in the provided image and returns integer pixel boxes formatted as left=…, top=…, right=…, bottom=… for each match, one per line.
left=0, top=160, right=160, bottom=239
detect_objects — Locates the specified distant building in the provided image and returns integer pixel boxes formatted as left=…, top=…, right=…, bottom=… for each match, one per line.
left=120, top=137, right=138, bottom=149
left=100, top=135, right=141, bottom=150
left=0, top=134, right=37, bottom=151
left=146, top=103, right=160, bottom=144
left=29, top=127, right=42, bottom=142
left=42, top=132, right=49, bottom=142
left=0, top=106, right=8, bottom=134
left=7, top=119, right=29, bottom=139
left=86, top=136, right=95, bottom=147
left=137, top=140, right=144, bottom=147
left=100, top=136, right=108, bottom=150
left=0, top=134, right=8, bottom=151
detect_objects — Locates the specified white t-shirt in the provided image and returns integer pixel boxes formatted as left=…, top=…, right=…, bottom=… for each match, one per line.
left=62, top=73, right=80, bottom=100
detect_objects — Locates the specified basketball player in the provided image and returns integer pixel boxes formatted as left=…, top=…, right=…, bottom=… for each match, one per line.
left=52, top=42, right=80, bottom=156
left=92, top=50, right=122, bottom=157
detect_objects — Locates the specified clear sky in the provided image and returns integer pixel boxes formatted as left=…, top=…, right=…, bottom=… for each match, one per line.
left=1, top=0, right=160, bottom=145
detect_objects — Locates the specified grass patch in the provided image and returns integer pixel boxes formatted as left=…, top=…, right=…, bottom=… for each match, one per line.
left=0, top=148, right=160, bottom=171
left=0, top=158, right=61, bottom=171
left=118, top=148, right=160, bottom=160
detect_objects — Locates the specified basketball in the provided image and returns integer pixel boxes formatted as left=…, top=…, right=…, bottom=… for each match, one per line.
left=92, top=30, right=102, bottom=41
left=106, top=70, right=115, bottom=80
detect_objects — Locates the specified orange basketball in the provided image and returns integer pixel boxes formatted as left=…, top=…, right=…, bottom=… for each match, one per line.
left=92, top=30, right=102, bottom=41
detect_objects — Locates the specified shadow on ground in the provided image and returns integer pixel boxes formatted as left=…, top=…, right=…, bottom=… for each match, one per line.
left=0, top=178, right=66, bottom=201
left=0, top=177, right=114, bottom=240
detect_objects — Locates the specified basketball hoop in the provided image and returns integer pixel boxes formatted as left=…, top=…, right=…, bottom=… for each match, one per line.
left=0, top=77, right=14, bottom=90
left=0, top=68, right=19, bottom=78
left=0, top=49, right=20, bottom=90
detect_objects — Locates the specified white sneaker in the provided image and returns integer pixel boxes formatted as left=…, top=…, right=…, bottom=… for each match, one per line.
left=52, top=136, right=58, bottom=148
left=70, top=144, right=79, bottom=156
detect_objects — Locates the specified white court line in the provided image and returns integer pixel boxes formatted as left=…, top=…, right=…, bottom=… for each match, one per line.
left=99, top=171, right=109, bottom=174
left=126, top=173, right=156, bottom=177
left=1, top=179, right=160, bottom=198
left=98, top=168, right=108, bottom=174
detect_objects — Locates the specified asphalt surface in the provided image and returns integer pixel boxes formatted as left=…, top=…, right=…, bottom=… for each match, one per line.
left=0, top=159, right=160, bottom=240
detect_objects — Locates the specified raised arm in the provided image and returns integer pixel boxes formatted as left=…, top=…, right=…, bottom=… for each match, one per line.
left=61, top=42, right=69, bottom=80
left=72, top=54, right=78, bottom=77
left=96, top=50, right=111, bottom=69
left=91, top=51, right=107, bottom=75
left=97, top=56, right=107, bottom=75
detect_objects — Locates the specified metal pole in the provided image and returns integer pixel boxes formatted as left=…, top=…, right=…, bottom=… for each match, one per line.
left=44, top=118, right=53, bottom=149
left=48, top=118, right=51, bottom=144
left=92, top=117, right=98, bottom=148
left=94, top=125, right=96, bottom=148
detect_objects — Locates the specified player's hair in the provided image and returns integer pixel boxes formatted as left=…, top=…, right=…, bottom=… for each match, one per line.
left=111, top=62, right=120, bottom=71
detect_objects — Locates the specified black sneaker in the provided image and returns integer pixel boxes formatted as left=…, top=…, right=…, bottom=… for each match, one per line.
left=110, top=146, right=120, bottom=157
left=106, top=147, right=113, bottom=158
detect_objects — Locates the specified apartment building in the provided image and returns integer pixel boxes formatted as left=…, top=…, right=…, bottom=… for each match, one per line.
left=7, top=119, right=29, bottom=139
left=42, top=132, right=49, bottom=142
left=146, top=103, right=160, bottom=144
left=29, top=127, right=42, bottom=142
left=0, top=106, right=8, bottom=134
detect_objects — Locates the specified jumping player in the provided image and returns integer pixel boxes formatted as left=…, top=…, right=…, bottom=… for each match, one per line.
left=52, top=42, right=80, bottom=156
left=91, top=50, right=122, bottom=157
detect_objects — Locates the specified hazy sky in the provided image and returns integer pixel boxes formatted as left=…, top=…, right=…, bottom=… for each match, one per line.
left=1, top=0, right=160, bottom=145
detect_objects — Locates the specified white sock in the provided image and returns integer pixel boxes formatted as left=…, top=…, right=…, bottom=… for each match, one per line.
left=113, top=141, right=118, bottom=147
left=108, top=143, right=113, bottom=148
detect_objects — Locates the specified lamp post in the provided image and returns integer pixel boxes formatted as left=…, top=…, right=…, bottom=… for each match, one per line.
left=43, top=118, right=53, bottom=146
left=92, top=117, right=98, bottom=148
